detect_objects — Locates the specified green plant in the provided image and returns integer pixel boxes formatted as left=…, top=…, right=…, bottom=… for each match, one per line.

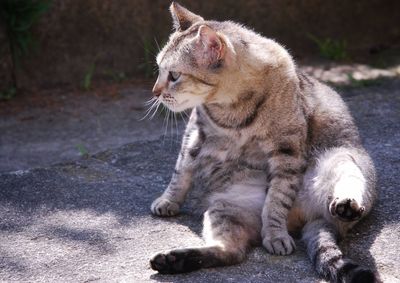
left=308, top=34, right=348, bottom=61
left=76, top=144, right=89, bottom=157
left=82, top=62, right=96, bottom=91
left=0, top=0, right=51, bottom=89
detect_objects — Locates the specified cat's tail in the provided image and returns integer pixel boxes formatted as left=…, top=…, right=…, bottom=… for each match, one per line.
left=302, top=219, right=377, bottom=283
left=150, top=245, right=246, bottom=274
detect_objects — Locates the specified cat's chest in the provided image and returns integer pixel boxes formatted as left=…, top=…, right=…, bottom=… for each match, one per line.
left=197, top=133, right=270, bottom=171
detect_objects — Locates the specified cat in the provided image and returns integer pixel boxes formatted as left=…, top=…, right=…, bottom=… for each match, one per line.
left=148, top=3, right=377, bottom=283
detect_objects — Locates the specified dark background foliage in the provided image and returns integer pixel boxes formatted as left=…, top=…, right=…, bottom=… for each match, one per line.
left=0, top=0, right=399, bottom=92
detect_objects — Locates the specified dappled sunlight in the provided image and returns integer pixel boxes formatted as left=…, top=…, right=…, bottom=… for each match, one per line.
left=300, top=63, right=400, bottom=85
left=370, top=224, right=400, bottom=264
left=0, top=1, right=399, bottom=281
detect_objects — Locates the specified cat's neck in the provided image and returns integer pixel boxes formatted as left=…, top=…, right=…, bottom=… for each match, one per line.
left=200, top=89, right=266, bottom=131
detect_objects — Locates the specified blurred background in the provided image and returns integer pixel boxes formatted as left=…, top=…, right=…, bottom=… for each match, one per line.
left=1, top=0, right=400, bottom=90
left=1, top=0, right=400, bottom=172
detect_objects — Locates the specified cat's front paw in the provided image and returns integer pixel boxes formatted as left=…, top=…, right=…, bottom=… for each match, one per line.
left=262, top=230, right=296, bottom=256
left=151, top=197, right=180, bottom=217
left=329, top=197, right=365, bottom=222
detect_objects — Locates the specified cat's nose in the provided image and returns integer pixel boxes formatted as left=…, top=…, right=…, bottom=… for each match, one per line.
left=152, top=85, right=162, bottom=97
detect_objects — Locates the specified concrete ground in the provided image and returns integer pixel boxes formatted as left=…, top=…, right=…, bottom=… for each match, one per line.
left=0, top=82, right=185, bottom=173
left=0, top=74, right=399, bottom=282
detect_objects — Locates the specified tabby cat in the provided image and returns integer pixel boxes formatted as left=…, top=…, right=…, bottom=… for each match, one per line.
left=149, top=3, right=377, bottom=283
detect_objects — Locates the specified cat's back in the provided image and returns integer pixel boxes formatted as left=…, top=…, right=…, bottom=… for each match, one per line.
left=299, top=73, right=362, bottom=151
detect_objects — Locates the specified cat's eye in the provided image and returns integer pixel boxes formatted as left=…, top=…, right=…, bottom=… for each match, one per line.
left=168, top=71, right=181, bottom=82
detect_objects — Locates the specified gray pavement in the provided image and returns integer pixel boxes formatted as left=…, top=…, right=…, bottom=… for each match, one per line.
left=0, top=85, right=185, bottom=173
left=0, top=80, right=400, bottom=282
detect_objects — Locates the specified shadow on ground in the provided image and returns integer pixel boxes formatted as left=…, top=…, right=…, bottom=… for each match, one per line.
left=0, top=80, right=399, bottom=282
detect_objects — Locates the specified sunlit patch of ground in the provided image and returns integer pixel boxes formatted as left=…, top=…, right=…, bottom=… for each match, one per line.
left=300, top=63, right=400, bottom=86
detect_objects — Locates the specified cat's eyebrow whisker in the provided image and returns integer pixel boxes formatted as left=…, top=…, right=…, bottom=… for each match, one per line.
left=154, top=37, right=161, bottom=52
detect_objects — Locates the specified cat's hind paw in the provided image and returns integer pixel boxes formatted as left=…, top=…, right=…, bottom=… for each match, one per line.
left=150, top=249, right=203, bottom=274
left=329, top=197, right=365, bottom=222
left=151, top=197, right=180, bottom=217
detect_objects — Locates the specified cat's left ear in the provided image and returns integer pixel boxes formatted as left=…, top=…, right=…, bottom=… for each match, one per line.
left=195, top=25, right=226, bottom=68
left=170, top=2, right=204, bottom=31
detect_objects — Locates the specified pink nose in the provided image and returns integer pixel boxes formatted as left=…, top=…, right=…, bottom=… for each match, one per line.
left=152, top=85, right=162, bottom=97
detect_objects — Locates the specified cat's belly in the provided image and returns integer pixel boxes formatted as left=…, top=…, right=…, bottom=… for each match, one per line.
left=287, top=206, right=306, bottom=233
left=188, top=133, right=270, bottom=210
left=189, top=155, right=268, bottom=210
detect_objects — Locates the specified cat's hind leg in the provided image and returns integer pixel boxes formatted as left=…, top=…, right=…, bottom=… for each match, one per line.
left=302, top=219, right=376, bottom=283
left=303, top=147, right=376, bottom=228
left=299, top=147, right=378, bottom=282
left=150, top=185, right=264, bottom=274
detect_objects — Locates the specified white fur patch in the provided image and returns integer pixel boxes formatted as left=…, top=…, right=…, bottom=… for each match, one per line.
left=210, top=178, right=267, bottom=211
left=300, top=149, right=367, bottom=220
left=332, top=160, right=366, bottom=205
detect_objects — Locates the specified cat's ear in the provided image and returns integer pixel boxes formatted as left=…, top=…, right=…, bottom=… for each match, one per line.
left=195, top=25, right=225, bottom=67
left=170, top=2, right=204, bottom=31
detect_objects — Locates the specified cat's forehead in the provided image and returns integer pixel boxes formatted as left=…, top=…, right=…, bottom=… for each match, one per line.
left=156, top=25, right=201, bottom=66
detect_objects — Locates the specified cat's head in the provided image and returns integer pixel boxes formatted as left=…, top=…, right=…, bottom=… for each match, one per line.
left=152, top=2, right=236, bottom=112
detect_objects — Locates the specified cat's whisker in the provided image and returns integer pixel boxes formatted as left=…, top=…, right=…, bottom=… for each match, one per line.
left=144, top=97, right=157, bottom=106
left=170, top=102, right=176, bottom=139
left=169, top=108, right=174, bottom=138
left=173, top=110, right=179, bottom=140
left=182, top=110, right=190, bottom=119
left=139, top=105, right=157, bottom=121
left=144, top=97, right=158, bottom=109
left=163, top=106, right=171, bottom=139
left=169, top=108, right=175, bottom=144
left=147, top=101, right=160, bottom=121
left=178, top=112, right=188, bottom=125
left=150, top=101, right=162, bottom=120
left=139, top=99, right=159, bottom=121
left=160, top=105, right=167, bottom=144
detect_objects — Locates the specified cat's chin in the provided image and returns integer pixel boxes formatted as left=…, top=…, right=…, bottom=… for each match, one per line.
left=164, top=100, right=196, bottom=113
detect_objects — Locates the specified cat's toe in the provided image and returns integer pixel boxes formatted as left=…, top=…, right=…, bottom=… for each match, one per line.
left=150, top=197, right=180, bottom=217
left=263, top=233, right=296, bottom=255
left=329, top=198, right=364, bottom=222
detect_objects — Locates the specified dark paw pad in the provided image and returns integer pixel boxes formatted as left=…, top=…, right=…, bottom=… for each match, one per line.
left=329, top=198, right=365, bottom=222
left=150, top=249, right=203, bottom=274
left=348, top=267, right=376, bottom=283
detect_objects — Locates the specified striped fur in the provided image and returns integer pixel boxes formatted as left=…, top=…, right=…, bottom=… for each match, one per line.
left=149, top=3, right=377, bottom=282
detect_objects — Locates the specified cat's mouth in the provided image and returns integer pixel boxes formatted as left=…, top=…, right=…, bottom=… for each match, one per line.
left=160, top=95, right=189, bottom=112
